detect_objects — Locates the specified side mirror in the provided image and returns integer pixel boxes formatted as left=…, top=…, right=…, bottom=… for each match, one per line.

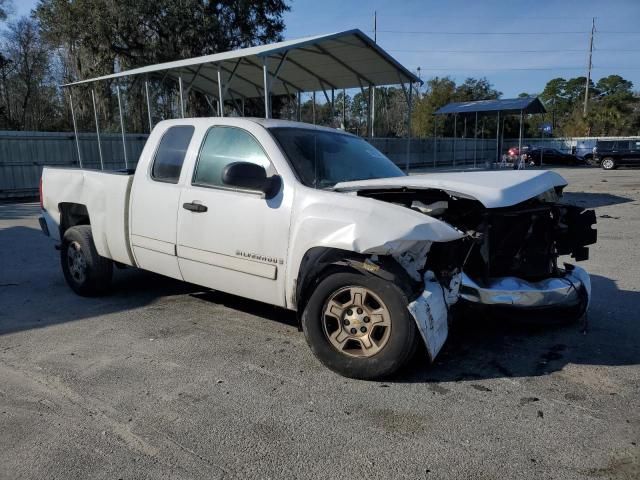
left=222, top=162, right=281, bottom=199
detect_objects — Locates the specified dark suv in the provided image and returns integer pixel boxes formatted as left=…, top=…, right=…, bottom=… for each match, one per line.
left=594, top=139, right=640, bottom=170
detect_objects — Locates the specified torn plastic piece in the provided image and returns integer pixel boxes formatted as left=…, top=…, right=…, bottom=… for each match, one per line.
left=408, top=271, right=461, bottom=361
left=392, top=241, right=432, bottom=281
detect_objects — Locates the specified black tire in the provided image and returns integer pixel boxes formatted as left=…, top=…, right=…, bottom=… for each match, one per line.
left=601, top=157, right=616, bottom=170
left=302, top=272, right=420, bottom=380
left=61, top=225, right=113, bottom=296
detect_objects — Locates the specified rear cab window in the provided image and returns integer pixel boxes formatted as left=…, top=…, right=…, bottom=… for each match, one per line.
left=151, top=126, right=195, bottom=183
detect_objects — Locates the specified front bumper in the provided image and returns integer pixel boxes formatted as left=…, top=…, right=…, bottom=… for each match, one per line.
left=460, top=265, right=591, bottom=309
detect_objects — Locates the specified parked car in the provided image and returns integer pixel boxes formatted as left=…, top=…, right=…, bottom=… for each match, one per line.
left=593, top=139, right=640, bottom=170
left=39, top=118, right=597, bottom=379
left=507, top=145, right=531, bottom=158
left=524, top=148, right=583, bottom=166
left=575, top=139, right=597, bottom=163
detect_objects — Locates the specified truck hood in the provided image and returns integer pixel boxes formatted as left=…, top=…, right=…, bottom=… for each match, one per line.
left=333, top=170, right=568, bottom=208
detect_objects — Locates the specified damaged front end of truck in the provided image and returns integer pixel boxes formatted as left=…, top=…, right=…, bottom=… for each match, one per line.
left=330, top=170, right=597, bottom=361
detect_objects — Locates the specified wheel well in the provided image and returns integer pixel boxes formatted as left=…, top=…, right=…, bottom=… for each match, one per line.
left=59, top=203, right=90, bottom=237
left=294, top=247, right=419, bottom=326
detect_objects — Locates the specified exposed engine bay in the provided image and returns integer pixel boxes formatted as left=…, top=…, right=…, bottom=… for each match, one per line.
left=355, top=186, right=597, bottom=285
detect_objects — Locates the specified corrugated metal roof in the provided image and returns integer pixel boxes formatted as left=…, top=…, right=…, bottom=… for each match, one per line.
left=435, top=97, right=546, bottom=115
left=62, top=29, right=421, bottom=99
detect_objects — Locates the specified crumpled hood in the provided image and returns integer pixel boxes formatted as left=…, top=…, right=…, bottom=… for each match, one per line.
left=333, top=170, right=568, bottom=208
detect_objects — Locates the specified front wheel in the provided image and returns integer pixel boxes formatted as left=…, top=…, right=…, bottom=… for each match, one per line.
left=302, top=272, right=420, bottom=379
left=61, top=225, right=113, bottom=296
left=601, top=157, right=616, bottom=170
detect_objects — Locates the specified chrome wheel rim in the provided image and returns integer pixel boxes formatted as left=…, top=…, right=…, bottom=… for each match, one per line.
left=322, top=286, right=392, bottom=358
left=67, top=241, right=87, bottom=284
left=602, top=158, right=614, bottom=169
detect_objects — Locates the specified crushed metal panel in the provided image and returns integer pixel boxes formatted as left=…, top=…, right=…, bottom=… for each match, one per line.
left=408, top=271, right=461, bottom=361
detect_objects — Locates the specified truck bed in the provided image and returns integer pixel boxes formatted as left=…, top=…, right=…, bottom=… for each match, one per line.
left=41, top=167, right=135, bottom=266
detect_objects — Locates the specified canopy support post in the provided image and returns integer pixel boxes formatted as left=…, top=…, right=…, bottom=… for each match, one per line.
left=518, top=109, right=524, bottom=169
left=371, top=86, right=375, bottom=137
left=463, top=116, right=467, bottom=166
left=474, top=111, right=478, bottom=169
left=540, top=113, right=544, bottom=166
left=68, top=90, right=83, bottom=168
left=91, top=89, right=104, bottom=170
left=433, top=114, right=437, bottom=169
left=342, top=88, right=346, bottom=129
left=495, top=111, right=500, bottom=168
left=406, top=82, right=413, bottom=173
left=453, top=113, right=457, bottom=168
left=367, top=85, right=373, bottom=137
left=217, top=66, right=224, bottom=117
left=297, top=92, right=301, bottom=121
left=116, top=83, right=129, bottom=169
left=144, top=79, right=153, bottom=132
left=312, top=91, right=316, bottom=124
left=262, top=57, right=270, bottom=119
left=178, top=76, right=185, bottom=118
left=331, top=88, right=335, bottom=124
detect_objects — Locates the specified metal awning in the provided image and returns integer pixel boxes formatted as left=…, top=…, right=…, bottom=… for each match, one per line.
left=435, top=97, right=546, bottom=115
left=62, top=29, right=421, bottom=99
left=63, top=29, right=421, bottom=172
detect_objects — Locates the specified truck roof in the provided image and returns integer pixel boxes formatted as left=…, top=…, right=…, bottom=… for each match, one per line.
left=155, top=117, right=355, bottom=136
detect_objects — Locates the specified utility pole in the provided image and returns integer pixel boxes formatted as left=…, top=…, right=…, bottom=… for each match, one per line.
left=373, top=10, right=377, bottom=43
left=583, top=17, right=595, bottom=117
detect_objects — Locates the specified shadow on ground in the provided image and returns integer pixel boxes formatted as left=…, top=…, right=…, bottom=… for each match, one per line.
left=1, top=199, right=638, bottom=385
left=394, top=272, right=640, bottom=383
left=562, top=191, right=634, bottom=208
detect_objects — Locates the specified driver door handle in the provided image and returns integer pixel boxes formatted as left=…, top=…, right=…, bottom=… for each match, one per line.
left=182, top=202, right=208, bottom=213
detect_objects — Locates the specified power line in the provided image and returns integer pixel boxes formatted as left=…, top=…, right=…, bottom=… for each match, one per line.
left=416, top=66, right=640, bottom=71
left=372, top=30, right=590, bottom=35
left=387, top=49, right=589, bottom=54
left=387, top=48, right=640, bottom=53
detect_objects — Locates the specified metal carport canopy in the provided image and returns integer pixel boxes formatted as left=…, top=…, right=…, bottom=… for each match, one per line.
left=435, top=97, right=547, bottom=115
left=61, top=29, right=421, bottom=98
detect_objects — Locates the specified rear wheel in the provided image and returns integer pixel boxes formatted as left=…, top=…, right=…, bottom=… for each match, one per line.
left=601, top=157, right=616, bottom=170
left=302, top=272, right=419, bottom=379
left=61, top=225, right=113, bottom=296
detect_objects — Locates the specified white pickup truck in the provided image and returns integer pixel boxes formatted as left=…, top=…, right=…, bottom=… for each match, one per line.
left=39, top=118, right=596, bottom=379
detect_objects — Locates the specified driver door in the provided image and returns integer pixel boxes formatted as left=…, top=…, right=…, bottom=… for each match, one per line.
left=176, top=126, right=290, bottom=307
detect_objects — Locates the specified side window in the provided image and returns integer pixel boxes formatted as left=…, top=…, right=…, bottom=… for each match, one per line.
left=151, top=126, right=195, bottom=183
left=192, top=127, right=270, bottom=188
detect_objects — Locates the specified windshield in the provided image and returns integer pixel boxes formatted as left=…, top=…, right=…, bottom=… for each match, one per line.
left=269, top=127, right=405, bottom=188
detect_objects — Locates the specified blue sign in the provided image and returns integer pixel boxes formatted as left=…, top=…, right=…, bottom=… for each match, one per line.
left=540, top=122, right=553, bottom=134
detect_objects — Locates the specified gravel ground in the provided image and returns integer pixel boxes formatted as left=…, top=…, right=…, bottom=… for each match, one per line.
left=0, top=166, right=638, bottom=479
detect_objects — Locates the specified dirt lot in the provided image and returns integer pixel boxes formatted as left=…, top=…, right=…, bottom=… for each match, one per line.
left=1, top=167, right=639, bottom=479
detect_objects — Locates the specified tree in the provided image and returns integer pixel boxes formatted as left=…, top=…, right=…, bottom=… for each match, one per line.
left=0, top=18, right=61, bottom=130
left=33, top=0, right=290, bottom=132
left=411, top=76, right=500, bottom=138
left=0, top=0, right=11, bottom=21
left=596, top=75, right=634, bottom=99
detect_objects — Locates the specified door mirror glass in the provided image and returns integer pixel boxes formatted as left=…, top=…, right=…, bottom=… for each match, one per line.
left=222, top=162, right=281, bottom=199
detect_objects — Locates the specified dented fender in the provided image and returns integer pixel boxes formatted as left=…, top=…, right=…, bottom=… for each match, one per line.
left=285, top=186, right=465, bottom=309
